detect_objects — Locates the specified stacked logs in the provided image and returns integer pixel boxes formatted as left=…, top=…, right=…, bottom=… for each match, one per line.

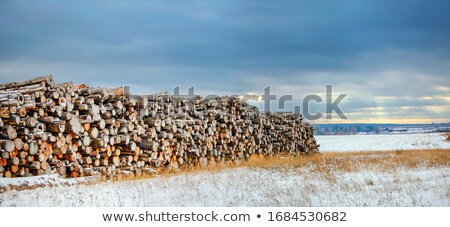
left=0, top=76, right=318, bottom=179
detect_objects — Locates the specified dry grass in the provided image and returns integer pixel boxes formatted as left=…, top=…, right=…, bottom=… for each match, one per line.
left=445, top=133, right=450, bottom=141
left=4, top=149, right=449, bottom=192
left=155, top=149, right=450, bottom=179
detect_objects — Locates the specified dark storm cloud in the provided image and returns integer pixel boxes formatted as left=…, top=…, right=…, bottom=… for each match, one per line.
left=1, top=0, right=450, bottom=122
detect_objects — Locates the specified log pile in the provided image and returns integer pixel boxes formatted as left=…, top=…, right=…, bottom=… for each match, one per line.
left=0, top=76, right=318, bottom=179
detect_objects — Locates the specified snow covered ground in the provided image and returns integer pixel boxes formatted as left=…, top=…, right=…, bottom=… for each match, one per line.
left=0, top=174, right=99, bottom=193
left=1, top=166, right=449, bottom=207
left=1, top=133, right=449, bottom=207
left=316, top=133, right=450, bottom=152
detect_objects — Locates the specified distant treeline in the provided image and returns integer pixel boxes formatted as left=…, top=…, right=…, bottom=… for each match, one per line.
left=312, top=123, right=450, bottom=135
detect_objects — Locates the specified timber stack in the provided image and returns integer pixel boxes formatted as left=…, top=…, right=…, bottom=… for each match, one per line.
left=0, top=76, right=318, bottom=179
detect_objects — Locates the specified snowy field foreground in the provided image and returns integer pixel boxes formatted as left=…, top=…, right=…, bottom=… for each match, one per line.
left=1, top=165, right=449, bottom=207
left=1, top=133, right=449, bottom=207
left=316, top=133, right=450, bottom=152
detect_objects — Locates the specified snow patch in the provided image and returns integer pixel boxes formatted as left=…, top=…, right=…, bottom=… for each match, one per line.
left=0, top=174, right=99, bottom=193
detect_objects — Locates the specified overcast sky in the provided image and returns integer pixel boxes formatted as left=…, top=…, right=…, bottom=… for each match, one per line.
left=1, top=0, right=449, bottom=123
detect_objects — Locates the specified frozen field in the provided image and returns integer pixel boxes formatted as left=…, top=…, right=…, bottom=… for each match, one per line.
left=316, top=133, right=450, bottom=152
left=1, top=166, right=449, bottom=207
left=1, top=133, right=449, bottom=207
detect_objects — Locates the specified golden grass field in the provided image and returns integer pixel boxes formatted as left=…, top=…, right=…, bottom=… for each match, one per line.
left=158, top=149, right=450, bottom=179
